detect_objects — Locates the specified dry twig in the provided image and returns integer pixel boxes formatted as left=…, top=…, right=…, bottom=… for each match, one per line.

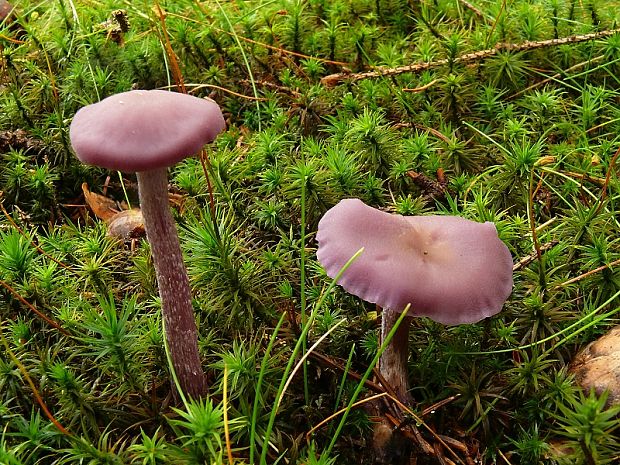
left=321, top=29, right=620, bottom=86
left=513, top=241, right=559, bottom=272
left=458, top=0, right=486, bottom=20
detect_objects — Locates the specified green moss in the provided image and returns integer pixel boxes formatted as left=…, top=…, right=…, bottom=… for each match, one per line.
left=2, top=0, right=620, bottom=463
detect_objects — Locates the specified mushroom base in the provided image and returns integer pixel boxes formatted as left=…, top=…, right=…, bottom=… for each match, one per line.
left=371, top=415, right=413, bottom=465
left=371, top=307, right=414, bottom=464
left=138, top=169, right=208, bottom=399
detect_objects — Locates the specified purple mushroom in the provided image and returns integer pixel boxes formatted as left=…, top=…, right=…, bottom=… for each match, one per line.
left=70, top=89, right=225, bottom=399
left=316, top=198, right=513, bottom=403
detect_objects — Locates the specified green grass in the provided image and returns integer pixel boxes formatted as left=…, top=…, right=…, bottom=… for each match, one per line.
left=1, top=0, right=620, bottom=463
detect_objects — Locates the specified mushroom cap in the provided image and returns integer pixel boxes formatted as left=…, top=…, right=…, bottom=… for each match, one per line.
left=0, top=1, right=14, bottom=22
left=569, top=325, right=620, bottom=408
left=70, top=90, right=225, bottom=172
left=316, top=198, right=513, bottom=325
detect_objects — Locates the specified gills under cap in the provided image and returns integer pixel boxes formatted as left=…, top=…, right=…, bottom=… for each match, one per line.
left=70, top=90, right=225, bottom=172
left=316, top=198, right=513, bottom=325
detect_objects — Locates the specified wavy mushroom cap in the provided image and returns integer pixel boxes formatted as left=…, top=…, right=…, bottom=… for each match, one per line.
left=316, top=198, right=513, bottom=325
left=70, top=90, right=225, bottom=172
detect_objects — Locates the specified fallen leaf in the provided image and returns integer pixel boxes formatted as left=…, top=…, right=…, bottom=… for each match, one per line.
left=82, top=183, right=119, bottom=221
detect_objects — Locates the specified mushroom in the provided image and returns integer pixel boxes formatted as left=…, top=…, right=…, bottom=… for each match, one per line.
left=316, top=198, right=513, bottom=401
left=0, top=1, right=13, bottom=23
left=70, top=89, right=225, bottom=399
left=569, top=325, right=620, bottom=408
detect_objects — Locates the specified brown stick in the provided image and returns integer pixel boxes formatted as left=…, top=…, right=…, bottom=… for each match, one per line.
left=458, top=0, right=486, bottom=20
left=0, top=279, right=69, bottom=336
left=406, top=170, right=447, bottom=200
left=321, top=29, right=620, bottom=86
left=509, top=55, right=606, bottom=99
left=307, top=351, right=385, bottom=394
left=512, top=240, right=559, bottom=272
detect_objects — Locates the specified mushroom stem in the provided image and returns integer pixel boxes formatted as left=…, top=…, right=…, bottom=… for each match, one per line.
left=379, top=307, right=412, bottom=404
left=373, top=307, right=414, bottom=464
left=137, top=168, right=208, bottom=399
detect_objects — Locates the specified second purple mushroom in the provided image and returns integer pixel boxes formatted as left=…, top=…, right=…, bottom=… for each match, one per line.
left=316, top=197, right=513, bottom=408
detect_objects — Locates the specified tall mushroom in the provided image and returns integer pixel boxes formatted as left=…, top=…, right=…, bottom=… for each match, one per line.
left=316, top=198, right=513, bottom=458
left=70, top=89, right=225, bottom=399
